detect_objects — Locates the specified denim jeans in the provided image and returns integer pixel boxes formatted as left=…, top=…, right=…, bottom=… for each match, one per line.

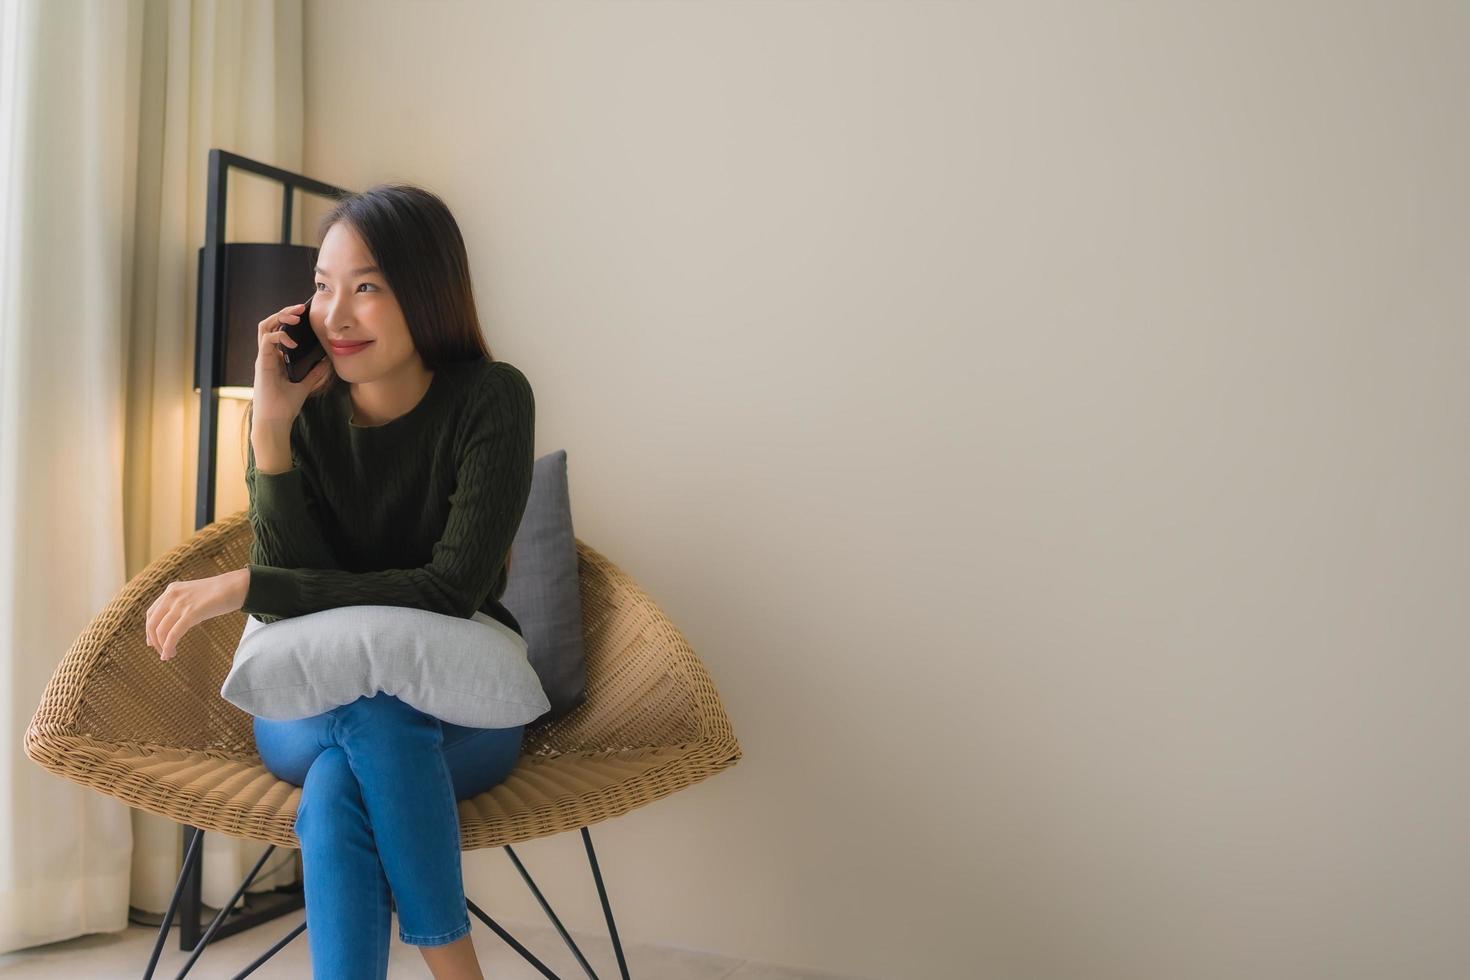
left=253, top=692, right=525, bottom=979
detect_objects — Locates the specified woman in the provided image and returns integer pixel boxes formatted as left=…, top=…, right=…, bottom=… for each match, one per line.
left=143, top=183, right=535, bottom=980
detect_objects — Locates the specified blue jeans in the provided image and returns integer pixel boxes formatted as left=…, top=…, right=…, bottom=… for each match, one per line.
left=253, top=692, right=525, bottom=979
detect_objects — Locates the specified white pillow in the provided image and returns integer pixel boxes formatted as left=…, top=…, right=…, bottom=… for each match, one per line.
left=221, top=605, right=550, bottom=728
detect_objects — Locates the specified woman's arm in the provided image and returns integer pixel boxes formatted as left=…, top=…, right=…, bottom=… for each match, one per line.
left=148, top=415, right=344, bottom=654
left=251, top=420, right=294, bottom=475
left=246, top=413, right=345, bottom=594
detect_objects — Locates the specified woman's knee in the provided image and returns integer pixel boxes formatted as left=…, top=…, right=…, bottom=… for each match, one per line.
left=294, top=747, right=364, bottom=837
left=255, top=715, right=330, bottom=787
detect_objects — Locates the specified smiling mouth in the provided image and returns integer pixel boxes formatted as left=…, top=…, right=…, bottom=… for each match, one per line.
left=329, top=340, right=373, bottom=353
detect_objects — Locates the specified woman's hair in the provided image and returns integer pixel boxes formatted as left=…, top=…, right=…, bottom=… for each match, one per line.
left=240, top=182, right=499, bottom=457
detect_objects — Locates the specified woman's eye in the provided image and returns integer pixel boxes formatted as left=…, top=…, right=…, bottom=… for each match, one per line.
left=313, top=282, right=376, bottom=292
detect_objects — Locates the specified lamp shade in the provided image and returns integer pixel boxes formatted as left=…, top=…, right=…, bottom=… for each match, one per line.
left=198, top=242, right=318, bottom=389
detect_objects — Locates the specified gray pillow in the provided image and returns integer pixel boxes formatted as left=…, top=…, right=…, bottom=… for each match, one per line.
left=502, top=449, right=587, bottom=725
left=221, top=606, right=550, bottom=728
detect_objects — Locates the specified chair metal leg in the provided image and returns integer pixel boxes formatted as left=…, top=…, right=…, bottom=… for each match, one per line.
left=174, top=825, right=304, bottom=950
left=466, top=899, right=567, bottom=979
left=141, top=827, right=306, bottom=980
left=469, top=825, right=633, bottom=980
left=229, top=920, right=307, bottom=980
left=171, top=843, right=285, bottom=978
left=502, top=843, right=602, bottom=979
left=177, top=826, right=204, bottom=951
left=144, top=823, right=632, bottom=980
left=582, top=826, right=631, bottom=980
left=142, top=826, right=204, bottom=980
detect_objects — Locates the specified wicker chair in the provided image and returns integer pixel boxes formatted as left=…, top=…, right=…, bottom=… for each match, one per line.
left=24, top=509, right=743, bottom=980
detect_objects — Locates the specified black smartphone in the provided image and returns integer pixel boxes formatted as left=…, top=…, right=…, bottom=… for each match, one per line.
left=276, top=296, right=327, bottom=384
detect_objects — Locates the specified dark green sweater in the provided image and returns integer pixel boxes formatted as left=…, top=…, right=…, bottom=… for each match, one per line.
left=242, top=358, right=535, bottom=627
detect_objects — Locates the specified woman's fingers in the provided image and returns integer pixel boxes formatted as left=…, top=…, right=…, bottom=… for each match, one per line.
left=145, top=594, right=162, bottom=648
left=146, top=583, right=180, bottom=649
left=154, top=602, right=187, bottom=660
left=257, top=303, right=306, bottom=339
left=152, top=605, right=175, bottom=657
left=158, top=607, right=190, bottom=661
left=259, top=327, right=298, bottom=352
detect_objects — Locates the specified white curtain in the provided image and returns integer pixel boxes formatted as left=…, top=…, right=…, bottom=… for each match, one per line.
left=0, top=0, right=306, bottom=953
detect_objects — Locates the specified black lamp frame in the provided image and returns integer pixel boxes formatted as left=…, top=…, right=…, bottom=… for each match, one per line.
left=161, top=148, right=348, bottom=958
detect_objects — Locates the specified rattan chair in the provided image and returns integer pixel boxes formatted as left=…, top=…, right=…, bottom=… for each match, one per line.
left=24, top=509, right=742, bottom=979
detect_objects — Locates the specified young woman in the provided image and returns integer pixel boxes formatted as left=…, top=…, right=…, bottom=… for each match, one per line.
left=144, top=183, right=535, bottom=980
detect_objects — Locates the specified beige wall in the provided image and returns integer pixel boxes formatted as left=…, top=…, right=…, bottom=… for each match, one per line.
left=301, top=3, right=1470, bottom=978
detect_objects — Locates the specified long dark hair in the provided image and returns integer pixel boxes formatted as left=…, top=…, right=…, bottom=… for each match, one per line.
left=241, top=182, right=498, bottom=451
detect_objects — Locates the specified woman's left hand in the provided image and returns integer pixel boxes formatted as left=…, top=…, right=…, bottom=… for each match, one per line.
left=146, top=568, right=250, bottom=661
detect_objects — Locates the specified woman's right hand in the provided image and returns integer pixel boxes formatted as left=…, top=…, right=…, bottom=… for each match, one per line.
left=253, top=302, right=333, bottom=426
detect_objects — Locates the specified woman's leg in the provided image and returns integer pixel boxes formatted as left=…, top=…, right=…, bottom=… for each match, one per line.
left=254, top=714, right=392, bottom=980
left=418, top=718, right=525, bottom=980
left=327, top=692, right=480, bottom=947
left=254, top=698, right=527, bottom=971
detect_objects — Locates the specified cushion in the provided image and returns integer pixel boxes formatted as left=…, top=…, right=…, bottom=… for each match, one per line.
left=222, top=605, right=550, bottom=728
left=500, top=449, right=588, bottom=725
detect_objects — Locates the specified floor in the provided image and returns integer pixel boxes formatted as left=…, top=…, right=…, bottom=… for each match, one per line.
left=0, top=910, right=859, bottom=979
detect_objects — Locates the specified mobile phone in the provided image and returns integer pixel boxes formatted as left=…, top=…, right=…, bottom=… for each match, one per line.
left=276, top=296, right=327, bottom=384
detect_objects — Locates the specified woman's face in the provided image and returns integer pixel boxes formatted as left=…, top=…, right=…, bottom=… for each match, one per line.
left=309, top=222, right=421, bottom=383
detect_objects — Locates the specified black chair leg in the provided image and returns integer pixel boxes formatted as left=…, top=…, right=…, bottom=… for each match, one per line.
left=469, top=824, right=632, bottom=980
left=229, top=921, right=308, bottom=980
left=142, top=823, right=631, bottom=980
left=581, top=826, right=631, bottom=980
left=171, top=843, right=284, bottom=978
left=503, top=842, right=602, bottom=979
left=466, top=899, right=567, bottom=979
left=141, top=827, right=305, bottom=980
left=142, top=826, right=204, bottom=980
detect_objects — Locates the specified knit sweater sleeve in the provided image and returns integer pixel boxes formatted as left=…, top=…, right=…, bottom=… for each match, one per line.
left=244, top=411, right=345, bottom=625
left=240, top=363, right=535, bottom=622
